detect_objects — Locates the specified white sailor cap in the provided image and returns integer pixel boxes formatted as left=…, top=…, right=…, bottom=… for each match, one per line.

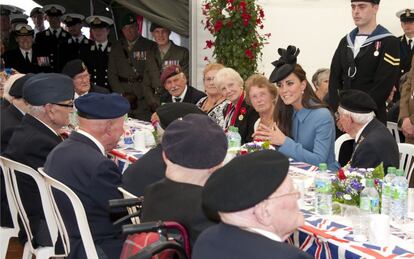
left=10, top=13, right=29, bottom=24
left=15, top=24, right=34, bottom=36
left=62, top=13, right=85, bottom=26
left=42, top=4, right=65, bottom=16
left=396, top=9, right=414, bottom=22
left=0, top=4, right=24, bottom=16
left=85, top=15, right=113, bottom=28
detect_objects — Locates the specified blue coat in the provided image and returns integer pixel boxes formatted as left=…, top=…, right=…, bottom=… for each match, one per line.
left=279, top=107, right=338, bottom=171
left=44, top=131, right=124, bottom=259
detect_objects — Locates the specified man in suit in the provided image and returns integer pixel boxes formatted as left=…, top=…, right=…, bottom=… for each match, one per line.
left=122, top=102, right=205, bottom=197
left=336, top=89, right=399, bottom=170
left=329, top=0, right=400, bottom=124
left=60, top=13, right=92, bottom=66
left=62, top=59, right=109, bottom=98
left=3, top=24, right=51, bottom=73
left=143, top=23, right=190, bottom=112
left=35, top=4, right=70, bottom=72
left=81, top=15, right=113, bottom=91
left=396, top=9, right=414, bottom=76
left=141, top=114, right=227, bottom=247
left=44, top=93, right=130, bottom=259
left=108, top=13, right=156, bottom=121
left=159, top=64, right=206, bottom=104
left=193, top=150, right=311, bottom=259
left=4, top=73, right=74, bottom=247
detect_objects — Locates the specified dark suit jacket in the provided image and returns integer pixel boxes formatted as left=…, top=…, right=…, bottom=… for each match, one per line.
left=0, top=104, right=23, bottom=153
left=44, top=131, right=124, bottom=259
left=90, top=84, right=110, bottom=94
left=4, top=114, right=63, bottom=246
left=122, top=144, right=165, bottom=197
left=193, top=223, right=312, bottom=259
left=3, top=45, right=52, bottom=73
left=351, top=118, right=399, bottom=170
left=160, top=85, right=206, bottom=104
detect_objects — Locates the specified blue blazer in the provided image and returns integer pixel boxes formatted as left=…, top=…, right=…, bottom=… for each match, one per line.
left=44, top=131, right=124, bottom=259
left=279, top=107, right=339, bottom=171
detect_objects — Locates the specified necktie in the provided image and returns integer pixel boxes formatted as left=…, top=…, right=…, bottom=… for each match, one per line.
left=98, top=44, right=103, bottom=52
left=174, top=97, right=181, bottom=103
left=409, top=39, right=413, bottom=50
left=53, top=30, right=57, bottom=38
left=75, top=38, right=79, bottom=44
left=25, top=52, right=30, bottom=63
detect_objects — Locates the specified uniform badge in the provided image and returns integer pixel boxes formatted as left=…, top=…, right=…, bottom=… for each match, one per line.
left=238, top=115, right=244, bottom=121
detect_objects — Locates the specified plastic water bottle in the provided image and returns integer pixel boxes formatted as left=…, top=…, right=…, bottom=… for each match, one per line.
left=360, top=179, right=380, bottom=213
left=314, top=163, right=332, bottom=215
left=226, top=126, right=241, bottom=154
left=390, top=169, right=408, bottom=223
left=381, top=167, right=396, bottom=215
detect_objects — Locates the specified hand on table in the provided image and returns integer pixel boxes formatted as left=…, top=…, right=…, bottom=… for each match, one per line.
left=252, top=122, right=286, bottom=146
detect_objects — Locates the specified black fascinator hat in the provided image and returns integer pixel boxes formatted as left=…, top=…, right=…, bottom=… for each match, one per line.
left=269, top=45, right=300, bottom=83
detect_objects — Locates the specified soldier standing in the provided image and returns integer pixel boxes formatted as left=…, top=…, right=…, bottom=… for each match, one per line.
left=108, top=13, right=156, bottom=121
left=396, top=9, right=414, bottom=76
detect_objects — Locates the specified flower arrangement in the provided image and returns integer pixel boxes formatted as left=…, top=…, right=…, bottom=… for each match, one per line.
left=331, top=163, right=384, bottom=206
left=202, top=0, right=270, bottom=80
left=239, top=141, right=273, bottom=155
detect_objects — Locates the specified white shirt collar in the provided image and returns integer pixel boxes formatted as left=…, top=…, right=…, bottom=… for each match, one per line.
left=76, top=129, right=106, bottom=155
left=246, top=227, right=282, bottom=242
left=19, top=48, right=32, bottom=60
left=173, top=85, right=188, bottom=102
left=72, top=35, right=84, bottom=42
left=13, top=104, right=25, bottom=115
left=74, top=91, right=88, bottom=100
left=31, top=115, right=60, bottom=137
left=49, top=27, right=62, bottom=36
left=96, top=40, right=108, bottom=50
left=355, top=117, right=374, bottom=143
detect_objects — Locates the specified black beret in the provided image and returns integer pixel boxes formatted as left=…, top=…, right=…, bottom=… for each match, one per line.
left=203, top=150, right=290, bottom=213
left=351, top=0, right=380, bottom=3
left=120, top=13, right=136, bottom=28
left=150, top=22, right=164, bottom=32
left=162, top=114, right=227, bottom=169
left=30, top=7, right=43, bottom=17
left=339, top=89, right=377, bottom=113
left=75, top=93, right=130, bottom=119
left=9, top=73, right=34, bottom=98
left=396, top=9, right=414, bottom=22
left=62, top=59, right=87, bottom=78
left=23, top=73, right=74, bottom=105
left=160, top=65, right=182, bottom=85
left=269, top=45, right=300, bottom=83
left=156, top=102, right=205, bottom=129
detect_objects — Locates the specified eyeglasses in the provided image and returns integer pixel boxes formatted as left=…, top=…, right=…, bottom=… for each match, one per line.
left=52, top=102, right=74, bottom=108
left=204, top=76, right=215, bottom=82
left=267, top=191, right=301, bottom=200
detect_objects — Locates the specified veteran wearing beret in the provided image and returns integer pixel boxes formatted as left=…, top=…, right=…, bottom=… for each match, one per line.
left=62, top=59, right=109, bottom=98
left=44, top=92, right=130, bottom=259
left=35, top=4, right=70, bottom=72
left=108, top=13, right=156, bottom=120
left=159, top=64, right=205, bottom=105
left=142, top=23, right=190, bottom=111
left=336, top=89, right=399, bottom=170
left=329, top=0, right=400, bottom=124
left=193, top=150, right=311, bottom=259
left=123, top=102, right=205, bottom=197
left=4, top=73, right=74, bottom=247
left=141, top=113, right=227, bottom=247
left=396, top=9, right=414, bottom=75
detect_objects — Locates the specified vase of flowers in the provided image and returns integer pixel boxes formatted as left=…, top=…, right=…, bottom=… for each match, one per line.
left=201, top=0, right=270, bottom=80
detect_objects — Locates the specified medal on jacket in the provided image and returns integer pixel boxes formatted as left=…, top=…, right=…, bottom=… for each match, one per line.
left=373, top=41, right=380, bottom=56
left=238, top=115, right=244, bottom=121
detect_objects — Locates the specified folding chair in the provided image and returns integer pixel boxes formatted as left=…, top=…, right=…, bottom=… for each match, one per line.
left=118, top=187, right=142, bottom=224
left=387, top=121, right=401, bottom=143
left=334, top=133, right=354, bottom=161
left=397, top=143, right=414, bottom=179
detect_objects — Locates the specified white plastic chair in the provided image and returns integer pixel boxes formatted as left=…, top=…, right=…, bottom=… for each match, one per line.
left=387, top=121, right=401, bottom=143
left=398, top=143, right=414, bottom=179
left=334, top=133, right=354, bottom=161
left=0, top=156, right=68, bottom=259
left=38, top=168, right=99, bottom=259
left=0, top=157, right=21, bottom=259
left=118, top=187, right=141, bottom=224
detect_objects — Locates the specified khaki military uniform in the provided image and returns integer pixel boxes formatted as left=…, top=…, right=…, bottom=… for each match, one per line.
left=108, top=36, right=156, bottom=121
left=399, top=56, right=414, bottom=144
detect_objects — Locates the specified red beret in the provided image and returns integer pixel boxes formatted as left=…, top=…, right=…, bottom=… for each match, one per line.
left=160, top=65, right=182, bottom=85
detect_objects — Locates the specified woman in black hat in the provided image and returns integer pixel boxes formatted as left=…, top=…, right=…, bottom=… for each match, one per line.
left=254, top=46, right=338, bottom=170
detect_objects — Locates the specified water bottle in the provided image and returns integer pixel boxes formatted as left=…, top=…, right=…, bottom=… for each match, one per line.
left=226, top=126, right=241, bottom=154
left=360, top=179, right=380, bottom=213
left=314, top=163, right=332, bottom=215
left=381, top=167, right=396, bottom=215
left=390, top=169, right=408, bottom=223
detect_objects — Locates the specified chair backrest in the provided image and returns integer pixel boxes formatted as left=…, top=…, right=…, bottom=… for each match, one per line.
left=118, top=187, right=141, bottom=224
left=0, top=156, right=68, bottom=257
left=334, top=133, right=354, bottom=161
left=37, top=168, right=99, bottom=259
left=0, top=156, right=20, bottom=232
left=398, top=143, right=414, bottom=179
left=387, top=121, right=401, bottom=143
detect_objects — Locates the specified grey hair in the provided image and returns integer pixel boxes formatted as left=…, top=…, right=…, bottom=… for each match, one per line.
left=28, top=105, right=46, bottom=116
left=312, top=68, right=330, bottom=87
left=213, top=67, right=244, bottom=90
left=338, top=106, right=375, bottom=124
